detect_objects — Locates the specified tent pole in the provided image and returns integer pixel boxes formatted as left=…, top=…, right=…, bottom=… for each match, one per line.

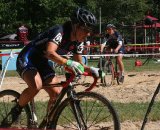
left=134, top=22, right=136, bottom=51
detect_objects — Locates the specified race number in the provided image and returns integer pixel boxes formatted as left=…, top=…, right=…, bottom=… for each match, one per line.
left=52, top=33, right=62, bottom=45
left=76, top=42, right=84, bottom=54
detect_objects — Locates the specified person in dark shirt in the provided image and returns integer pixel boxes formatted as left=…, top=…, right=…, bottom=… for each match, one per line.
left=100, top=24, right=125, bottom=83
left=11, top=7, right=105, bottom=122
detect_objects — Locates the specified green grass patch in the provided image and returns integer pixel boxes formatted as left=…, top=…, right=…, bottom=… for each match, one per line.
left=1, top=101, right=160, bottom=125
left=4, top=70, right=19, bottom=77
left=0, top=57, right=160, bottom=77
left=113, top=101, right=160, bottom=122
left=30, top=101, right=160, bottom=123
left=88, top=57, right=160, bottom=72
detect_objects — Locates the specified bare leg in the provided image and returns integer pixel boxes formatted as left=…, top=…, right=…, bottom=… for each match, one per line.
left=18, top=70, right=43, bottom=107
left=117, top=55, right=124, bottom=75
left=43, top=75, right=62, bottom=111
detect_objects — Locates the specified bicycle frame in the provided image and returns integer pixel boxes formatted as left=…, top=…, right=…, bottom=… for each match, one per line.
left=103, top=56, right=119, bottom=81
left=99, top=53, right=123, bottom=87
left=28, top=67, right=97, bottom=129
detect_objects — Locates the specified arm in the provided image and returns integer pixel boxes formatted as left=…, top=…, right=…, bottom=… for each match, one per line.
left=114, top=43, right=122, bottom=53
left=100, top=37, right=107, bottom=53
left=114, top=34, right=123, bottom=53
left=45, top=41, right=67, bottom=65
left=73, top=50, right=105, bottom=77
left=100, top=44, right=105, bottom=53
left=73, top=54, right=90, bottom=71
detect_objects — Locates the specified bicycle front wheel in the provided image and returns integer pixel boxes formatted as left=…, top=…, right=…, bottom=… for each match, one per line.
left=103, top=61, right=114, bottom=87
left=51, top=91, right=120, bottom=130
left=0, top=90, right=31, bottom=128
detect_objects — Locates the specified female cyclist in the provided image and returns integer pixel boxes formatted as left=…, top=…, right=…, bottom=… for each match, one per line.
left=11, top=7, right=104, bottom=121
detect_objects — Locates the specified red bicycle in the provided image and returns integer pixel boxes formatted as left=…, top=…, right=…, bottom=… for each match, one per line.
left=99, top=55, right=122, bottom=87
left=0, top=67, right=120, bottom=130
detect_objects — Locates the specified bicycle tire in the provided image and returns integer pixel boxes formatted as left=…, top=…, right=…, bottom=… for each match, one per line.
left=103, top=61, right=114, bottom=87
left=51, top=91, right=120, bottom=130
left=0, top=89, right=31, bottom=128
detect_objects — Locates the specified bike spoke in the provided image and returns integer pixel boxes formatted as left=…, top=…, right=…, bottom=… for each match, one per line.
left=83, top=99, right=96, bottom=123
left=0, top=90, right=30, bottom=128
left=49, top=88, right=119, bottom=130
left=58, top=105, right=79, bottom=129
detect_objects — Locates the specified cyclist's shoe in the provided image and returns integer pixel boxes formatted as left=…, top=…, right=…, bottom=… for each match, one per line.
left=118, top=75, right=124, bottom=83
left=10, top=104, right=22, bottom=123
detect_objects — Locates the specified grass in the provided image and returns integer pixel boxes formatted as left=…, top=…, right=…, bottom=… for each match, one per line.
left=113, top=101, right=160, bottom=122
left=0, top=57, right=160, bottom=76
left=29, top=101, right=160, bottom=123
left=4, top=70, right=19, bottom=77
left=0, top=101, right=160, bottom=124
left=88, top=57, right=160, bottom=72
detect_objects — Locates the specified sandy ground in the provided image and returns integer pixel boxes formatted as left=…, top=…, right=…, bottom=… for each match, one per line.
left=0, top=71, right=160, bottom=130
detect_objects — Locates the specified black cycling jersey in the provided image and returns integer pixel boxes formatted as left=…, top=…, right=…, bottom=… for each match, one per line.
left=25, top=21, right=84, bottom=55
left=102, top=32, right=122, bottom=49
left=16, top=21, right=84, bottom=81
left=101, top=31, right=125, bottom=53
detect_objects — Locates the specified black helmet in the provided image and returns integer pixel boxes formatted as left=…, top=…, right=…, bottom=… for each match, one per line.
left=106, top=24, right=116, bottom=29
left=71, top=8, right=97, bottom=27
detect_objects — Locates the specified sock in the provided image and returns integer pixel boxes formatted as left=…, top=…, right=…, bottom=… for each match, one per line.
left=121, top=71, right=124, bottom=76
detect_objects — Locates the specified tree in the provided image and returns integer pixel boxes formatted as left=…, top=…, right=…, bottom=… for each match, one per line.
left=0, top=0, right=157, bottom=39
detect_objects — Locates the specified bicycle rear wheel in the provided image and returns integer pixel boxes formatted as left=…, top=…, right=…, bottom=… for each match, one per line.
left=51, top=91, right=120, bottom=130
left=103, top=61, right=114, bottom=87
left=0, top=89, right=31, bottom=128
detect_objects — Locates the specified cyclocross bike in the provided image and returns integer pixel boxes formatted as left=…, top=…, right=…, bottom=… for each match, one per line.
left=0, top=67, right=120, bottom=130
left=99, top=55, right=122, bottom=87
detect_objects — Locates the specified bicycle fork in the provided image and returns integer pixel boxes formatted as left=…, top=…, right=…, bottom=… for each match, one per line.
left=69, top=91, right=87, bottom=130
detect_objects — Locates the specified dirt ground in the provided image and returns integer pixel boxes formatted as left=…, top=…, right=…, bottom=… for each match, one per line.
left=1, top=71, right=160, bottom=130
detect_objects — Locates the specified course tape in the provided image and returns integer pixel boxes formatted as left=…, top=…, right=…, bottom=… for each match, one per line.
left=83, top=43, right=160, bottom=47
left=0, top=43, right=159, bottom=51
left=80, top=53, right=160, bottom=57
left=0, top=52, right=159, bottom=57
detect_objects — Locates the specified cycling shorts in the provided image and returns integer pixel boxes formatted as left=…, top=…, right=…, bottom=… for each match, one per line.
left=16, top=46, right=55, bottom=81
left=118, top=46, right=125, bottom=54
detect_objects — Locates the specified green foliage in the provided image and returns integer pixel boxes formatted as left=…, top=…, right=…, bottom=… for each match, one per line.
left=99, top=0, right=150, bottom=26
left=0, top=0, right=158, bottom=38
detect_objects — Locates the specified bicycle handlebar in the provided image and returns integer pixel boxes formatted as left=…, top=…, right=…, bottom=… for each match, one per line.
left=64, top=67, right=98, bottom=91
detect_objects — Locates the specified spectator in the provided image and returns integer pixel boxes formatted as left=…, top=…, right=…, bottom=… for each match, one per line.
left=17, top=24, right=29, bottom=45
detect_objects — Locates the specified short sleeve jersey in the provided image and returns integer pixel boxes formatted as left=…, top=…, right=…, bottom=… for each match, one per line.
left=29, top=22, right=84, bottom=55
left=102, top=31, right=123, bottom=49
